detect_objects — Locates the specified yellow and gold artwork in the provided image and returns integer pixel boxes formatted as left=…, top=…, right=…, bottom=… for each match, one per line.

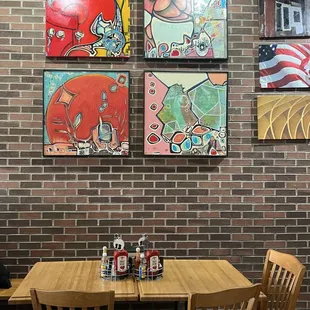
left=257, top=95, right=310, bottom=140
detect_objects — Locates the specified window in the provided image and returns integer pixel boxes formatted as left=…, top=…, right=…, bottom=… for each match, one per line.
left=294, top=11, right=301, bottom=23
left=291, top=6, right=303, bottom=34
left=283, top=6, right=291, bottom=30
left=276, top=3, right=282, bottom=31
left=275, top=1, right=303, bottom=33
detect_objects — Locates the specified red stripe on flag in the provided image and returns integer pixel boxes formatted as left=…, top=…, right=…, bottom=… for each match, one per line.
left=260, top=61, right=301, bottom=77
left=290, top=44, right=310, bottom=58
left=276, top=48, right=304, bottom=60
left=266, top=74, right=309, bottom=88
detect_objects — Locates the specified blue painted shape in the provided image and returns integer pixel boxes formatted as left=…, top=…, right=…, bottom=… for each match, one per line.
left=181, top=138, right=192, bottom=151
left=192, top=135, right=202, bottom=145
left=171, top=144, right=181, bottom=153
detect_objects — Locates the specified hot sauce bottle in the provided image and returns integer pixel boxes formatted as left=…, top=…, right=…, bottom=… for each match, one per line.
left=135, top=247, right=141, bottom=270
left=139, top=253, right=146, bottom=279
left=100, top=246, right=108, bottom=279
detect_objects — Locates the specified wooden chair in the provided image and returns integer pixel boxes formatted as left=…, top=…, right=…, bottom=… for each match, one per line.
left=188, top=283, right=261, bottom=310
left=30, top=288, right=115, bottom=310
left=260, top=249, right=306, bottom=310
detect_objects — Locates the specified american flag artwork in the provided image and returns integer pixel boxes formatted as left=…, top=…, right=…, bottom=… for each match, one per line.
left=259, top=44, right=310, bottom=88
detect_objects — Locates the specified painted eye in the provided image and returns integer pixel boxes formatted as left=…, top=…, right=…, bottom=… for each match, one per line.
left=199, top=43, right=206, bottom=50
left=150, top=103, right=157, bottom=111
left=56, top=30, right=65, bottom=39
left=110, top=84, right=118, bottom=92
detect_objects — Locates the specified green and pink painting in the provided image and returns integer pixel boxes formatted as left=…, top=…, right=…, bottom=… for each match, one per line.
left=144, top=71, right=228, bottom=157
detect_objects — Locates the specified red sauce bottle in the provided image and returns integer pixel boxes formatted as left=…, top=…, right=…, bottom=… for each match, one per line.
left=114, top=249, right=128, bottom=276
left=145, top=249, right=160, bottom=275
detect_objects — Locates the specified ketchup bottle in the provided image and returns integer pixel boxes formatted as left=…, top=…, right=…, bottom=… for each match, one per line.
left=114, top=249, right=128, bottom=276
left=135, top=247, right=141, bottom=270
left=145, top=249, right=160, bottom=275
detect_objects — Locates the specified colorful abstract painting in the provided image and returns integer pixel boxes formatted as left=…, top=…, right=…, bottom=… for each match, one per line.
left=259, top=0, right=310, bottom=38
left=258, top=95, right=310, bottom=140
left=259, top=44, right=310, bottom=88
left=144, top=71, right=228, bottom=156
left=43, top=70, right=129, bottom=156
left=46, top=0, right=130, bottom=57
left=144, top=0, right=227, bottom=59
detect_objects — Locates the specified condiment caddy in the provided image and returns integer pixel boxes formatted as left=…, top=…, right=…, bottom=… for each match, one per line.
left=100, top=233, right=163, bottom=281
left=100, top=234, right=130, bottom=280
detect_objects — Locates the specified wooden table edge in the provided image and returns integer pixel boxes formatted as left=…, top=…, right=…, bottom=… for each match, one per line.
left=9, top=292, right=139, bottom=305
left=139, top=294, right=188, bottom=302
left=8, top=297, right=32, bottom=305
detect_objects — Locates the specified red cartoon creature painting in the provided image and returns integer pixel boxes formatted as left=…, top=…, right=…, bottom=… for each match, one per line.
left=45, top=0, right=130, bottom=57
left=43, top=70, right=130, bottom=156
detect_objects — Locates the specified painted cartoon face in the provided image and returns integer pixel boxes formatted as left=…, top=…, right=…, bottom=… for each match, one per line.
left=193, top=31, right=211, bottom=57
left=46, top=0, right=130, bottom=57
left=144, top=0, right=226, bottom=59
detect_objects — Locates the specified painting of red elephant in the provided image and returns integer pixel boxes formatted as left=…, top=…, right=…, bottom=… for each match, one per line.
left=43, top=70, right=130, bottom=156
left=45, top=0, right=130, bottom=57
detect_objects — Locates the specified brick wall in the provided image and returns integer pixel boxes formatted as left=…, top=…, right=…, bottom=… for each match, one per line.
left=0, top=0, right=309, bottom=309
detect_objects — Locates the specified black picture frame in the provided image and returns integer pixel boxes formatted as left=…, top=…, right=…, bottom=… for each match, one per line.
left=143, top=70, right=229, bottom=158
left=43, top=69, right=131, bottom=158
left=143, top=0, right=228, bottom=61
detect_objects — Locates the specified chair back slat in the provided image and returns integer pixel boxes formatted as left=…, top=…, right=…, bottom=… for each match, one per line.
left=232, top=304, right=238, bottom=310
left=275, top=268, right=286, bottom=309
left=267, top=263, right=276, bottom=297
left=240, top=301, right=247, bottom=310
left=30, top=289, right=115, bottom=310
left=188, top=284, right=261, bottom=310
left=262, top=249, right=306, bottom=310
left=272, top=266, right=283, bottom=309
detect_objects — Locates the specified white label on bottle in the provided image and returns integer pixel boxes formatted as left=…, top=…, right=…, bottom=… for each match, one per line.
left=150, top=256, right=159, bottom=271
left=117, top=255, right=127, bottom=271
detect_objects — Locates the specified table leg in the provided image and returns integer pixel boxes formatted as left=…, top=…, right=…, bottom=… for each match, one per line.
left=174, top=301, right=178, bottom=310
left=184, top=301, right=188, bottom=310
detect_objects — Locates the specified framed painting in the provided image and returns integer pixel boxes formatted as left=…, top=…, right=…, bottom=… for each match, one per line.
left=259, top=0, right=310, bottom=38
left=45, top=0, right=130, bottom=57
left=43, top=70, right=130, bottom=156
left=259, top=44, right=310, bottom=88
left=144, top=71, right=228, bottom=157
left=258, top=95, right=310, bottom=140
left=144, top=0, right=227, bottom=59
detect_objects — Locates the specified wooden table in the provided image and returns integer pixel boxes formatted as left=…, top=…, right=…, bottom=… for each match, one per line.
left=8, top=261, right=139, bottom=304
left=138, top=259, right=254, bottom=301
left=0, top=279, right=23, bottom=301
